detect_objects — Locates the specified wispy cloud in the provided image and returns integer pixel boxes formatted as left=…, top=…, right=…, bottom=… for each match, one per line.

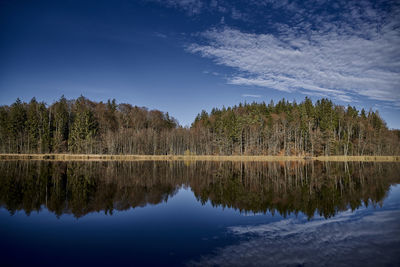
left=148, top=0, right=205, bottom=15
left=242, top=94, right=261, bottom=98
left=154, top=32, right=167, bottom=38
left=189, top=209, right=400, bottom=266
left=203, top=70, right=221, bottom=76
left=147, top=0, right=254, bottom=20
left=186, top=1, right=400, bottom=104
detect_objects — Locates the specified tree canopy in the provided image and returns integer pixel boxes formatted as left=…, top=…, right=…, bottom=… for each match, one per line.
left=0, top=96, right=398, bottom=156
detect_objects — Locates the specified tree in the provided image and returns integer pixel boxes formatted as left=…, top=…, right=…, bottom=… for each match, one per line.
left=26, top=98, right=40, bottom=153
left=10, top=98, right=27, bottom=153
left=69, top=97, right=98, bottom=153
left=52, top=96, right=70, bottom=152
left=0, top=96, right=398, bottom=156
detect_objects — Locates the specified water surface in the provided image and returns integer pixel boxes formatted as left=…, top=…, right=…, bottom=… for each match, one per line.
left=0, top=161, right=399, bottom=266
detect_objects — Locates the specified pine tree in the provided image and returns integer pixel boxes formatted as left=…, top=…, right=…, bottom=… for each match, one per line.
left=37, top=102, right=50, bottom=153
left=0, top=106, right=10, bottom=153
left=26, top=98, right=40, bottom=153
left=52, top=96, right=70, bottom=152
left=69, top=97, right=98, bottom=153
left=10, top=98, right=27, bottom=153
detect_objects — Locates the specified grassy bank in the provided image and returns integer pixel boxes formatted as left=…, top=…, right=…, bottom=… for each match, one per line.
left=314, top=155, right=400, bottom=162
left=0, top=154, right=399, bottom=162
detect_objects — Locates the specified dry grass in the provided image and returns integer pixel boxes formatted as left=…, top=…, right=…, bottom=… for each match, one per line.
left=0, top=153, right=399, bottom=162
left=314, top=155, right=400, bottom=162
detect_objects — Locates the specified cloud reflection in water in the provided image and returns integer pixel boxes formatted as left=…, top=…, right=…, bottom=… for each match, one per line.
left=190, top=205, right=400, bottom=266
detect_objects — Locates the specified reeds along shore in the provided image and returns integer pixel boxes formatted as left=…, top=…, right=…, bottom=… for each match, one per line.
left=0, top=154, right=399, bottom=162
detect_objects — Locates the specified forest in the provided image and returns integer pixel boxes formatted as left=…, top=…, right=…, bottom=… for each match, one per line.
left=0, top=95, right=399, bottom=156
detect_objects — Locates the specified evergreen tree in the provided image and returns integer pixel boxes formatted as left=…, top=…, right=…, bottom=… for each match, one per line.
left=10, top=98, right=27, bottom=153
left=52, top=96, right=70, bottom=152
left=37, top=102, right=51, bottom=153
left=69, top=97, right=98, bottom=153
left=0, top=106, right=10, bottom=153
left=26, top=98, right=40, bottom=153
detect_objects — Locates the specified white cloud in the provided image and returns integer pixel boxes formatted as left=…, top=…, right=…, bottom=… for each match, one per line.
left=186, top=1, right=400, bottom=104
left=242, top=94, right=262, bottom=98
left=202, top=70, right=220, bottom=76
left=188, top=209, right=400, bottom=266
left=154, top=32, right=167, bottom=38
left=149, top=0, right=204, bottom=15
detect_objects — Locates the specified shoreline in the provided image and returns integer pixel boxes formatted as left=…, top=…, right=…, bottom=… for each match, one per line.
left=0, top=154, right=399, bottom=162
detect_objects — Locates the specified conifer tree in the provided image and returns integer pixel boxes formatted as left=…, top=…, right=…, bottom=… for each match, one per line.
left=10, top=98, right=27, bottom=153
left=52, top=96, right=70, bottom=152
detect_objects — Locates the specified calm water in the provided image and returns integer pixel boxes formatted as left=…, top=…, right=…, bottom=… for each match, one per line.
left=0, top=161, right=399, bottom=266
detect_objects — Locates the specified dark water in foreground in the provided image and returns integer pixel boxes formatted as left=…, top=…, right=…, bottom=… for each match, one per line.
left=0, top=161, right=399, bottom=266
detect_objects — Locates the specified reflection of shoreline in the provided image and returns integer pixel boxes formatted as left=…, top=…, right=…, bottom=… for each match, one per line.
left=0, top=154, right=399, bottom=162
left=0, top=161, right=399, bottom=219
left=188, top=206, right=400, bottom=267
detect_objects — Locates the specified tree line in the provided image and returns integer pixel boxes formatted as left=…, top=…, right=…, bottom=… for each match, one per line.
left=0, top=95, right=398, bottom=155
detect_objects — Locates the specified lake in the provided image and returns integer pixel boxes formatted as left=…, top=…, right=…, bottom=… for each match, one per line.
left=0, top=160, right=399, bottom=266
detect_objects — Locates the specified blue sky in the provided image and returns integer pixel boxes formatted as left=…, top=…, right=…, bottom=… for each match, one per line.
left=1, top=0, right=399, bottom=128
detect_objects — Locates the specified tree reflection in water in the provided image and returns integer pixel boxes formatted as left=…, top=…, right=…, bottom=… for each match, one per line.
left=0, top=161, right=398, bottom=219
